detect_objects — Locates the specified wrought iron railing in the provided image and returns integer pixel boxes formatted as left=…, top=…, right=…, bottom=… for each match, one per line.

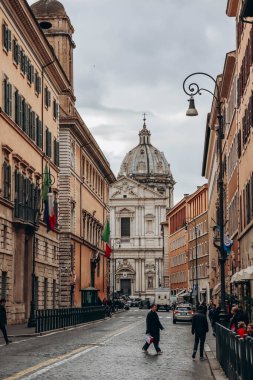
left=35, top=306, right=106, bottom=333
left=216, top=323, right=253, bottom=380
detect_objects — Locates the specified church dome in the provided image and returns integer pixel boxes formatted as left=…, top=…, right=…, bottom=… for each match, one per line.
left=31, top=0, right=67, bottom=17
left=118, top=118, right=172, bottom=180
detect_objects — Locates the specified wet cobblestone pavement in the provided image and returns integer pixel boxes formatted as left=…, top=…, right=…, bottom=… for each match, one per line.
left=0, top=309, right=213, bottom=380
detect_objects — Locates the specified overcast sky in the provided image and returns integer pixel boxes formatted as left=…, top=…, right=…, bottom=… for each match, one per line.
left=29, top=0, right=235, bottom=203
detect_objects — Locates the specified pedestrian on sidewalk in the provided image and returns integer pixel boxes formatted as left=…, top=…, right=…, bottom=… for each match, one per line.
left=142, top=304, right=164, bottom=355
left=191, top=305, right=209, bottom=361
left=0, top=299, right=11, bottom=345
left=208, top=304, right=217, bottom=336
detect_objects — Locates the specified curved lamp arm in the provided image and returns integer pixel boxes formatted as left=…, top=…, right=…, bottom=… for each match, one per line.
left=182, top=72, right=221, bottom=106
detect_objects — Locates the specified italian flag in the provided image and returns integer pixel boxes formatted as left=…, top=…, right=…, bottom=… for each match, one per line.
left=102, top=220, right=112, bottom=258
left=42, top=164, right=57, bottom=232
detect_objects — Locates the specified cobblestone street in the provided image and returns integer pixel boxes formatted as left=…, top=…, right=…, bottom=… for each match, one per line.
left=0, top=309, right=213, bottom=380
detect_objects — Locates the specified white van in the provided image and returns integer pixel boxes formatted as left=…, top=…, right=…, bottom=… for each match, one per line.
left=154, top=288, right=171, bottom=311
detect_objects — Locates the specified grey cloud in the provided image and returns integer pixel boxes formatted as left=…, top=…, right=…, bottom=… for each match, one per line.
left=29, top=0, right=234, bottom=202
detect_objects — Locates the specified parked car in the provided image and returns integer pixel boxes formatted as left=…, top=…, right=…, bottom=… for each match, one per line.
left=139, top=299, right=151, bottom=309
left=127, top=297, right=141, bottom=307
left=173, top=304, right=194, bottom=324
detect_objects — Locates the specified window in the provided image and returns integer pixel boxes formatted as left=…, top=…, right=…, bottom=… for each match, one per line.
left=121, top=217, right=130, bottom=237
left=2, top=24, right=11, bottom=51
left=53, top=279, right=56, bottom=308
left=27, top=61, right=34, bottom=84
left=45, top=87, right=51, bottom=108
left=54, top=139, right=59, bottom=166
left=44, top=278, right=48, bottom=309
left=35, top=71, right=41, bottom=94
left=20, top=50, right=28, bottom=75
left=13, top=39, right=19, bottom=65
left=45, top=128, right=52, bottom=157
left=2, top=161, right=11, bottom=200
left=36, top=116, right=43, bottom=149
left=53, top=99, right=59, bottom=119
left=3, top=78, right=12, bottom=117
left=1, top=272, right=7, bottom=299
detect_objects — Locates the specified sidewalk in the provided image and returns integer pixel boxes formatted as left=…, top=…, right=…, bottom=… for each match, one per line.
left=205, top=329, right=227, bottom=380
left=1, top=308, right=126, bottom=340
left=5, top=323, right=38, bottom=338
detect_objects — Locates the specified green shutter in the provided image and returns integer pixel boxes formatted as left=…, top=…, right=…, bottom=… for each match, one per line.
left=8, top=83, right=12, bottom=116
left=31, top=65, right=34, bottom=83
left=7, top=164, right=11, bottom=200
left=3, top=78, right=7, bottom=113
left=48, top=91, right=51, bottom=107
left=8, top=29, right=11, bottom=51
left=49, top=131, right=52, bottom=157
left=31, top=111, right=36, bottom=140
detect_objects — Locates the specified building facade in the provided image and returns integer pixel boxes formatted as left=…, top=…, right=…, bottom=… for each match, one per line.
left=31, top=0, right=116, bottom=308
left=187, top=185, right=209, bottom=304
left=166, top=197, right=188, bottom=297
left=109, top=120, right=175, bottom=299
left=226, top=0, right=253, bottom=317
left=0, top=0, right=69, bottom=323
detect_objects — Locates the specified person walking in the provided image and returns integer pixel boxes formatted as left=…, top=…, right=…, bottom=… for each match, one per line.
left=208, top=304, right=217, bottom=336
left=0, top=299, right=11, bottom=345
left=142, top=304, right=164, bottom=355
left=191, top=305, right=209, bottom=360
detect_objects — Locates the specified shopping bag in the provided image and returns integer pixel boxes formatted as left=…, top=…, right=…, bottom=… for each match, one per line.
left=145, top=334, right=154, bottom=344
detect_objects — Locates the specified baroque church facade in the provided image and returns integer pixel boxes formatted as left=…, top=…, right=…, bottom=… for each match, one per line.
left=109, top=119, right=175, bottom=299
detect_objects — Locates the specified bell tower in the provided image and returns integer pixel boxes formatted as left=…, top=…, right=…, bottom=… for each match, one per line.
left=31, top=0, right=75, bottom=92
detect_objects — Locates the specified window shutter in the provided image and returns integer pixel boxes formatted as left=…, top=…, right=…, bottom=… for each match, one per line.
left=7, top=164, right=11, bottom=200
left=39, top=120, right=43, bottom=149
left=8, top=83, right=12, bottom=117
left=8, top=29, right=11, bottom=51
left=31, top=111, right=36, bottom=140
left=3, top=78, right=7, bottom=113
left=15, top=91, right=19, bottom=125
left=2, top=24, right=6, bottom=48
left=49, top=131, right=52, bottom=157
left=19, top=95, right=22, bottom=128
left=48, top=91, right=51, bottom=107
left=38, top=76, right=41, bottom=94
left=31, top=65, right=34, bottom=83
left=21, top=99, right=26, bottom=132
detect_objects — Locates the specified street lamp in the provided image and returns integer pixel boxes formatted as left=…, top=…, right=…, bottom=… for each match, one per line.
left=185, top=220, right=199, bottom=306
left=183, top=72, right=227, bottom=322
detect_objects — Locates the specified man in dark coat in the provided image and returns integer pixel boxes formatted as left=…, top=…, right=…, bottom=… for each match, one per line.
left=142, top=304, right=164, bottom=354
left=192, top=305, right=209, bottom=360
left=0, top=299, right=10, bottom=345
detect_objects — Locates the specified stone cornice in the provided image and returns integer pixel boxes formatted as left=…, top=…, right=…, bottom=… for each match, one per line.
left=3, top=0, right=70, bottom=93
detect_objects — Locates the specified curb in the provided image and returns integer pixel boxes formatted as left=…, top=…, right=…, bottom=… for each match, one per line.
left=205, top=343, right=227, bottom=380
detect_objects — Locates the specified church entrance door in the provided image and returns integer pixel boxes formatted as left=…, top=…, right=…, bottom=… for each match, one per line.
left=120, top=279, right=131, bottom=296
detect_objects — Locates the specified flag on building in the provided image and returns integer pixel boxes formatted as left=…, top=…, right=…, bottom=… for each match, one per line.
left=42, top=164, right=57, bottom=232
left=102, top=220, right=112, bottom=258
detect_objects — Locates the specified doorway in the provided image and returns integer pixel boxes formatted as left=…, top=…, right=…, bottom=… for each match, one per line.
left=120, top=279, right=131, bottom=296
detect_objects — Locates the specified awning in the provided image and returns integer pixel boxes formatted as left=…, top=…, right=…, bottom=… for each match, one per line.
left=176, top=289, right=187, bottom=297
left=241, top=266, right=253, bottom=281
left=212, top=282, right=221, bottom=296
left=230, top=271, right=243, bottom=283
left=230, top=267, right=253, bottom=283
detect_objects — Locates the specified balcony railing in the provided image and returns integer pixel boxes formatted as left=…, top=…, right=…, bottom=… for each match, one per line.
left=14, top=201, right=35, bottom=225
